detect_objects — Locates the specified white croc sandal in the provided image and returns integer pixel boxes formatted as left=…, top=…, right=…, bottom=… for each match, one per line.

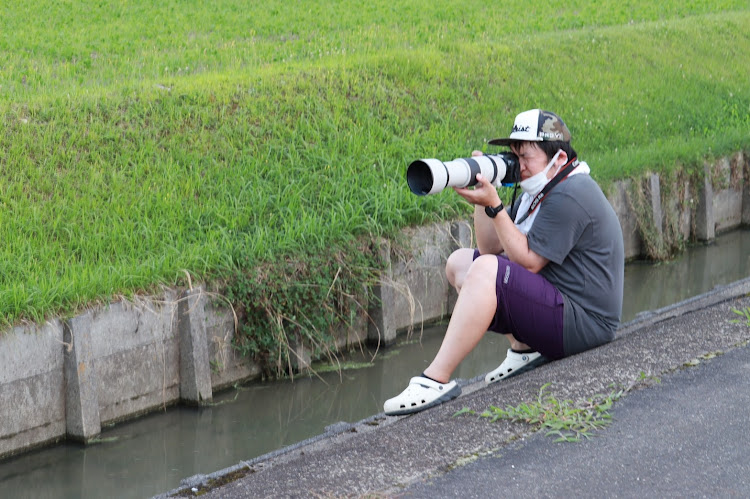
left=485, top=349, right=545, bottom=384
left=384, top=377, right=461, bottom=416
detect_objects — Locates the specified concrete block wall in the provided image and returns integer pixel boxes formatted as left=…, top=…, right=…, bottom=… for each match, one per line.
left=205, top=290, right=370, bottom=390
left=205, top=298, right=260, bottom=391
left=712, top=153, right=745, bottom=232
left=608, top=179, right=644, bottom=259
left=608, top=151, right=748, bottom=257
left=673, top=177, right=693, bottom=243
left=88, top=297, right=181, bottom=424
left=366, top=221, right=472, bottom=346
left=0, top=321, right=66, bottom=456
left=0, top=151, right=748, bottom=459
left=178, top=289, right=213, bottom=405
left=1, top=290, right=207, bottom=456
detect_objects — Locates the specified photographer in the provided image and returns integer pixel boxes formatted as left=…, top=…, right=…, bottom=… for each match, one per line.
left=384, top=109, right=624, bottom=416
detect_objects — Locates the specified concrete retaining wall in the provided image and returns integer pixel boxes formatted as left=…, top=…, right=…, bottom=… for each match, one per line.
left=1, top=152, right=747, bottom=459
left=0, top=321, right=66, bottom=456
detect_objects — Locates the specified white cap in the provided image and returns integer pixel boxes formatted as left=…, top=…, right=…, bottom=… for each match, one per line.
left=489, top=109, right=571, bottom=146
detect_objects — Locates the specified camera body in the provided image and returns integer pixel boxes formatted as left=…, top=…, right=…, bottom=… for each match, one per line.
left=406, top=153, right=520, bottom=196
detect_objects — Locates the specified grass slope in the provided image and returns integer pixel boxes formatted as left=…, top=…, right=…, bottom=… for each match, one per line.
left=0, top=1, right=748, bottom=326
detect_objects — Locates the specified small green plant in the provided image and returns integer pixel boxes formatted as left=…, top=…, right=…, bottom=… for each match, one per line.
left=209, top=359, right=223, bottom=375
left=455, top=383, right=624, bottom=442
left=225, top=240, right=382, bottom=377
left=729, top=306, right=750, bottom=327
left=637, top=371, right=661, bottom=384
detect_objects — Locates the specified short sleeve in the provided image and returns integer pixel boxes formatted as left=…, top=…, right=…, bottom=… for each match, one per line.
left=526, top=188, right=590, bottom=265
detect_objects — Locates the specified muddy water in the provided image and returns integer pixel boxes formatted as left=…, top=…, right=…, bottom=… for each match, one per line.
left=1, top=228, right=748, bottom=499
left=623, top=228, right=750, bottom=321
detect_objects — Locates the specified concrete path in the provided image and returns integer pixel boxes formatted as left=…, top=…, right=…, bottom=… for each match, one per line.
left=403, top=336, right=750, bottom=498
left=160, top=277, right=750, bottom=498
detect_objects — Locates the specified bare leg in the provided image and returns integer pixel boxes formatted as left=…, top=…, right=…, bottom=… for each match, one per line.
left=506, top=335, right=531, bottom=351
left=445, top=248, right=476, bottom=292
left=424, top=255, right=499, bottom=383
left=447, top=249, right=531, bottom=353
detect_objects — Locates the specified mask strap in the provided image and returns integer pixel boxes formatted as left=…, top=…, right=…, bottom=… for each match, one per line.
left=515, top=155, right=579, bottom=224
left=546, top=149, right=563, bottom=175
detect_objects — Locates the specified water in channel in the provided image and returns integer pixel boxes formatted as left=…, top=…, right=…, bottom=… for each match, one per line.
left=2, top=228, right=749, bottom=499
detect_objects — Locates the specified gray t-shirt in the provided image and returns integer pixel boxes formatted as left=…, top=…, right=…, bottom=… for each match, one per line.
left=523, top=174, right=624, bottom=355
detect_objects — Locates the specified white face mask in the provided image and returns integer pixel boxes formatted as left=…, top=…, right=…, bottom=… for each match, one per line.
left=519, top=149, right=562, bottom=196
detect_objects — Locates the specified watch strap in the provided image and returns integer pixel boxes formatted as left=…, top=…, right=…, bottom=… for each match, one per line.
left=484, top=202, right=504, bottom=218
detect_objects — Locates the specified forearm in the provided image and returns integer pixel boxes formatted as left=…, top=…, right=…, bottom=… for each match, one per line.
left=474, top=204, right=504, bottom=254
left=489, top=210, right=547, bottom=273
left=456, top=170, right=546, bottom=271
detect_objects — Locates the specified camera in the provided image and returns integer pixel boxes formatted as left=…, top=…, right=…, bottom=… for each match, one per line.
left=406, top=153, right=520, bottom=196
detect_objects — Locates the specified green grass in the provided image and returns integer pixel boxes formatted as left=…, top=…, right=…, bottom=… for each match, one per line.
left=1, top=1, right=749, bottom=327
left=456, top=374, right=662, bottom=442
left=730, top=307, right=750, bottom=327
left=455, top=383, right=626, bottom=442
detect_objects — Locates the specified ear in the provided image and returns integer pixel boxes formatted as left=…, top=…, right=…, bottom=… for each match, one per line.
left=556, top=150, right=568, bottom=167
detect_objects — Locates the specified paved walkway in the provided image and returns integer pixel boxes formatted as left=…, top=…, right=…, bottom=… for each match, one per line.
left=403, top=340, right=750, bottom=498
left=160, top=278, right=750, bottom=498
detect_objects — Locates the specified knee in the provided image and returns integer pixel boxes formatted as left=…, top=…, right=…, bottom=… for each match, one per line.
left=446, top=248, right=475, bottom=289
left=463, top=255, right=498, bottom=289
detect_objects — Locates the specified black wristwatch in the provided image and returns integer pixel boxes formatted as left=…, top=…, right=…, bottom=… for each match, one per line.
left=484, top=202, right=504, bottom=218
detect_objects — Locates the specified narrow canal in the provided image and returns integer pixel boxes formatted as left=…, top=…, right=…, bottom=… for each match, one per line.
left=2, top=228, right=749, bottom=499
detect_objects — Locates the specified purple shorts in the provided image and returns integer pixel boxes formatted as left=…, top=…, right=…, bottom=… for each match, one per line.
left=473, top=250, right=565, bottom=360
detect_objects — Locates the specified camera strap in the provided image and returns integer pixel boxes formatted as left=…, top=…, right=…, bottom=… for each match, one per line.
left=514, top=157, right=579, bottom=224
